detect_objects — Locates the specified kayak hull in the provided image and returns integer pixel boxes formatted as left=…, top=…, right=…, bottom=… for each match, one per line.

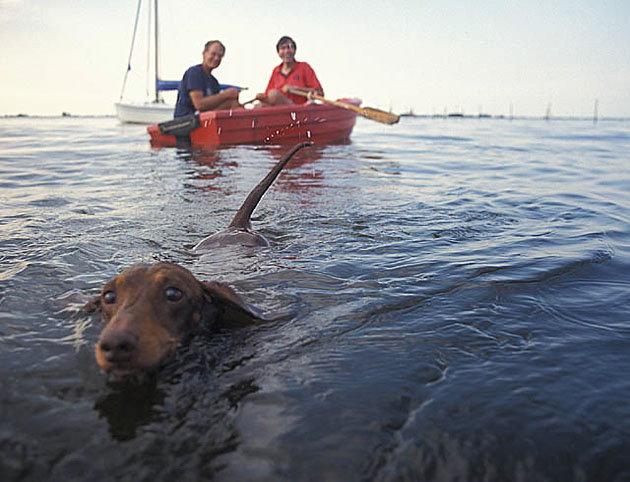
left=147, top=99, right=360, bottom=147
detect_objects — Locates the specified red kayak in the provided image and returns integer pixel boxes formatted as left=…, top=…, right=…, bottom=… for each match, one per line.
left=147, top=99, right=360, bottom=147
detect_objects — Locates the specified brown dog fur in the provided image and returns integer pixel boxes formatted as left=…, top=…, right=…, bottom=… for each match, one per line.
left=92, top=263, right=261, bottom=376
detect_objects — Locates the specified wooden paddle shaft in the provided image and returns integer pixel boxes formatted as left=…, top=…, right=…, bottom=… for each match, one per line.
left=286, top=87, right=400, bottom=125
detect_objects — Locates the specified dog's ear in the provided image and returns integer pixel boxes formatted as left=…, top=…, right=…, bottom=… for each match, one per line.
left=201, top=281, right=265, bottom=324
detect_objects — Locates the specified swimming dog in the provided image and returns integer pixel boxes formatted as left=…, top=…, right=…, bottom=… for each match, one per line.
left=90, top=142, right=311, bottom=376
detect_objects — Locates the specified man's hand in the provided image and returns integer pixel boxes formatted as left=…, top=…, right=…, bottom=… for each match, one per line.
left=222, top=87, right=240, bottom=100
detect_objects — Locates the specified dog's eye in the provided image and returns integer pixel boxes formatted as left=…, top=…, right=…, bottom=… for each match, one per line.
left=164, top=287, right=183, bottom=302
left=103, top=291, right=117, bottom=304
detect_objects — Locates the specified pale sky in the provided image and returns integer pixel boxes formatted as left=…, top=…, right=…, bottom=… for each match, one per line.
left=1, top=0, right=629, bottom=117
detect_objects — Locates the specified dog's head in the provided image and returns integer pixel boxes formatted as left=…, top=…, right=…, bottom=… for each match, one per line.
left=88, top=263, right=260, bottom=377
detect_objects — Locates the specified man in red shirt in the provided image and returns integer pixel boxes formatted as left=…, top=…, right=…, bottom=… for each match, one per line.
left=255, top=36, right=324, bottom=106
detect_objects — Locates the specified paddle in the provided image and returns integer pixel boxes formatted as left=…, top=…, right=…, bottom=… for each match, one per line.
left=286, top=87, right=400, bottom=125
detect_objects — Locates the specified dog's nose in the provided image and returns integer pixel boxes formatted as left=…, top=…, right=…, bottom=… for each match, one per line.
left=98, top=330, right=138, bottom=363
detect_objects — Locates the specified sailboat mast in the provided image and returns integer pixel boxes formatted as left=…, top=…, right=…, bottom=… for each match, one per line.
left=154, top=0, right=160, bottom=103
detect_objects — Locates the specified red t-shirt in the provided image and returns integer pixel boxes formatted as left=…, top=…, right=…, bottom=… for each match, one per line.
left=264, top=61, right=323, bottom=104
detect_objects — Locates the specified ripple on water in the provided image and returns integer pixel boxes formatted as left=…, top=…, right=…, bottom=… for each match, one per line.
left=0, top=116, right=629, bottom=480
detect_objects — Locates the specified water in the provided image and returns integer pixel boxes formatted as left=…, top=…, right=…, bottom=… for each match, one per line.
left=1, top=115, right=629, bottom=481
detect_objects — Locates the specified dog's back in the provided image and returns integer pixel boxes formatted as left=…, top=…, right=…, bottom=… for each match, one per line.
left=194, top=141, right=311, bottom=249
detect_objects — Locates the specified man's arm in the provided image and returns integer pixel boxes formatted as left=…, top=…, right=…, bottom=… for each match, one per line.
left=189, top=88, right=239, bottom=112
left=302, top=63, right=324, bottom=97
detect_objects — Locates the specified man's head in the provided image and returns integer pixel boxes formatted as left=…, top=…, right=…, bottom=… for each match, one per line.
left=202, top=40, right=226, bottom=71
left=276, top=36, right=296, bottom=63
left=276, top=35, right=296, bottom=52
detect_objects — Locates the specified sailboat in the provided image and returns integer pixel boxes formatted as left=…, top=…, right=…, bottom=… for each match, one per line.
left=114, top=0, right=242, bottom=124
left=114, top=0, right=174, bottom=123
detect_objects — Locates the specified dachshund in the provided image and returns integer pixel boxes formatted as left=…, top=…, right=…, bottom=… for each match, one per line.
left=90, top=142, right=311, bottom=377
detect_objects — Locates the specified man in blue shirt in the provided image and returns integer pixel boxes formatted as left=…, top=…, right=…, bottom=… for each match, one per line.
left=174, top=40, right=242, bottom=117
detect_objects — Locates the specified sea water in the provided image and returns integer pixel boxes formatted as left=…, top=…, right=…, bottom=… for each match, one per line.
left=0, top=115, right=629, bottom=481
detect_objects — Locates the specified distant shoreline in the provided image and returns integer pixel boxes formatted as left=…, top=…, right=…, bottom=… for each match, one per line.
left=1, top=114, right=117, bottom=119
left=2, top=114, right=629, bottom=122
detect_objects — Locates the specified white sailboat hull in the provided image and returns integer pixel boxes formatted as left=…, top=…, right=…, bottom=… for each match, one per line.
left=115, top=101, right=174, bottom=124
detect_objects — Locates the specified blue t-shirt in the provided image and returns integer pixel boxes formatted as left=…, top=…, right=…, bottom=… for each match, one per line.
left=174, top=64, right=220, bottom=117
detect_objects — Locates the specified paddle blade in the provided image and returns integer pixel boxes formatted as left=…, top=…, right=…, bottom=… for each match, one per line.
left=359, top=107, right=400, bottom=125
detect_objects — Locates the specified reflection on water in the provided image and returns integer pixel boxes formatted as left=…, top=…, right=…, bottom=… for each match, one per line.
left=177, top=142, right=337, bottom=194
left=94, top=378, right=165, bottom=441
left=0, top=116, right=629, bottom=481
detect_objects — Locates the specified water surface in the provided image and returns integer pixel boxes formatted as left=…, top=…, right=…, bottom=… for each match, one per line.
left=1, top=115, right=629, bottom=481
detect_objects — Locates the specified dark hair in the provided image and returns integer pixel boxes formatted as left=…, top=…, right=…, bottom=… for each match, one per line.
left=204, top=40, right=225, bottom=52
left=276, top=36, right=296, bottom=52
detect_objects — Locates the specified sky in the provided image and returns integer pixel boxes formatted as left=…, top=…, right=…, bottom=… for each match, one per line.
left=1, top=0, right=629, bottom=118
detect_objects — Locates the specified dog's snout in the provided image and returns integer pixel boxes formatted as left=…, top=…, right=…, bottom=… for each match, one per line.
left=98, top=330, right=138, bottom=363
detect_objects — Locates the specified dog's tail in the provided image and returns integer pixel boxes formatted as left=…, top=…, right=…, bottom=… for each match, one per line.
left=229, top=142, right=312, bottom=230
